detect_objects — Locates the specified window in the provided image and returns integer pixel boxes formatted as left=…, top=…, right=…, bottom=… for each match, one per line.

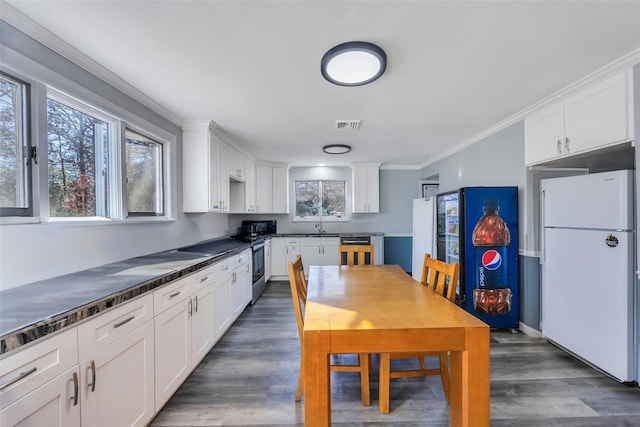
left=295, top=180, right=346, bottom=221
left=125, top=129, right=164, bottom=216
left=47, top=96, right=111, bottom=218
left=0, top=73, right=31, bottom=216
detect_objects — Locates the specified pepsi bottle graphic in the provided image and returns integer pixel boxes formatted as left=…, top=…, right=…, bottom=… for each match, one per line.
left=471, top=199, right=512, bottom=315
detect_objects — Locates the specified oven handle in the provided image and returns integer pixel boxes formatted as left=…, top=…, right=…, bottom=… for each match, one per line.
left=252, top=242, right=266, bottom=250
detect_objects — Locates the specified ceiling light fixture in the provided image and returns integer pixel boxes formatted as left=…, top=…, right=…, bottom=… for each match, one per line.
left=321, top=41, right=386, bottom=86
left=322, top=144, right=352, bottom=155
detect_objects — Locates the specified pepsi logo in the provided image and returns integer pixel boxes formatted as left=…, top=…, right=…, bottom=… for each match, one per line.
left=481, top=250, right=502, bottom=270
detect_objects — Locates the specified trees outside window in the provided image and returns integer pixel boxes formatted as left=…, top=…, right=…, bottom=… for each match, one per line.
left=125, top=129, right=164, bottom=216
left=295, top=180, right=346, bottom=220
left=0, top=73, right=31, bottom=216
left=47, top=98, right=109, bottom=217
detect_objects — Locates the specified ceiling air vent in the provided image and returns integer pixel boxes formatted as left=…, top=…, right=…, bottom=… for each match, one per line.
left=335, top=120, right=361, bottom=131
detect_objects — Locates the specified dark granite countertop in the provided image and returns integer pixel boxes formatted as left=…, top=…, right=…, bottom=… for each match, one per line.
left=271, top=232, right=384, bottom=237
left=0, top=237, right=251, bottom=355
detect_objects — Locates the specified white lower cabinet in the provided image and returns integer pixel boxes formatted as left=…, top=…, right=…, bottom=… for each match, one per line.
left=80, top=321, right=154, bottom=427
left=301, top=237, right=339, bottom=267
left=0, top=327, right=80, bottom=427
left=230, top=250, right=251, bottom=316
left=153, top=267, right=215, bottom=411
left=0, top=366, right=81, bottom=427
left=77, top=294, right=155, bottom=427
left=1, top=251, right=257, bottom=426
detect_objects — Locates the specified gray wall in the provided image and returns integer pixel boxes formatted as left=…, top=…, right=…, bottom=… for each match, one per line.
left=0, top=22, right=230, bottom=290
left=418, top=122, right=540, bottom=327
left=231, top=167, right=421, bottom=235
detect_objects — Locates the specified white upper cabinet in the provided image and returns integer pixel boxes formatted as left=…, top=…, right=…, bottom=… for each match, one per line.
left=255, top=162, right=289, bottom=213
left=352, top=164, right=380, bottom=213
left=272, top=165, right=289, bottom=214
left=525, top=70, right=634, bottom=166
left=182, top=121, right=229, bottom=212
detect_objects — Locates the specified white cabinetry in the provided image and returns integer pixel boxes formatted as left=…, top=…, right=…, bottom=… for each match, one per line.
left=255, top=164, right=273, bottom=213
left=272, top=165, right=289, bottom=213
left=213, top=259, right=233, bottom=339
left=182, top=121, right=229, bottom=212
left=265, top=238, right=272, bottom=281
left=0, top=327, right=80, bottom=427
left=301, top=237, right=339, bottom=267
left=525, top=70, right=634, bottom=165
left=352, top=164, right=380, bottom=213
left=270, top=237, right=301, bottom=277
left=255, top=163, right=289, bottom=213
left=270, top=237, right=286, bottom=276
left=371, top=235, right=384, bottom=265
left=245, top=160, right=256, bottom=213
left=77, top=294, right=155, bottom=427
left=230, top=250, right=251, bottom=319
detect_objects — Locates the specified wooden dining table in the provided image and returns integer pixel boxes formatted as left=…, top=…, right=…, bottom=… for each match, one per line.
left=303, top=264, right=490, bottom=426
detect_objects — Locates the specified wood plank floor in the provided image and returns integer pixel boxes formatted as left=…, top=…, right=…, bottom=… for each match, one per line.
left=150, top=281, right=640, bottom=426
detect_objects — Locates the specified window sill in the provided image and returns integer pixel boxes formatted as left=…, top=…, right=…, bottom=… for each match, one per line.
left=293, top=216, right=349, bottom=222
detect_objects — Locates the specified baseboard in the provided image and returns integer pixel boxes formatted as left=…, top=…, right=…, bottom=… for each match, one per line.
left=519, top=322, right=542, bottom=338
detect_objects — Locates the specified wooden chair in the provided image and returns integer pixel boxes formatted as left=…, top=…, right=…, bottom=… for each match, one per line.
left=378, top=254, right=460, bottom=413
left=338, top=244, right=374, bottom=266
left=287, top=255, right=371, bottom=405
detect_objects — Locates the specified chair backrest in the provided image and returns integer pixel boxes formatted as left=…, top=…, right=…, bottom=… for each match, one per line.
left=420, top=254, right=459, bottom=302
left=338, top=244, right=374, bottom=266
left=287, top=255, right=307, bottom=342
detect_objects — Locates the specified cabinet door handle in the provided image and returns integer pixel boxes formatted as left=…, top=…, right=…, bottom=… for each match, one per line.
left=113, top=316, right=135, bottom=328
left=70, top=371, right=79, bottom=406
left=557, top=139, right=562, bottom=154
left=564, top=137, right=570, bottom=152
left=0, top=366, right=37, bottom=391
left=188, top=299, right=193, bottom=316
left=193, top=296, right=198, bottom=313
left=88, top=360, right=96, bottom=392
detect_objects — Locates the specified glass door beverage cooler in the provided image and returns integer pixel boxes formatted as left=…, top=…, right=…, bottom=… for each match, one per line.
left=436, top=187, right=518, bottom=329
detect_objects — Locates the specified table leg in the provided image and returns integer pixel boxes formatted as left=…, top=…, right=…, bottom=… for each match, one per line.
left=378, top=352, right=391, bottom=413
left=449, top=327, right=490, bottom=427
left=303, top=330, right=331, bottom=426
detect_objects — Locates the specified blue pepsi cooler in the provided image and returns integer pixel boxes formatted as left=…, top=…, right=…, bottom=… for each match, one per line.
left=437, top=187, right=519, bottom=329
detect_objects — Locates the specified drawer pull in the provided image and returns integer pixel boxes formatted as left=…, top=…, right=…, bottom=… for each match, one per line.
left=169, top=291, right=181, bottom=298
left=0, top=367, right=37, bottom=391
left=113, top=316, right=135, bottom=328
left=88, top=360, right=96, bottom=392
left=71, top=371, right=79, bottom=406
left=200, top=276, right=208, bottom=283
left=221, top=265, right=229, bottom=271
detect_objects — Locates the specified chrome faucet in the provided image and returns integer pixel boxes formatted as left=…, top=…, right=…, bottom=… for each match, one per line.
left=315, top=223, right=325, bottom=234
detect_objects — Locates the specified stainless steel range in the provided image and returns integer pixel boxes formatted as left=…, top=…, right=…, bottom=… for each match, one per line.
left=236, top=220, right=276, bottom=304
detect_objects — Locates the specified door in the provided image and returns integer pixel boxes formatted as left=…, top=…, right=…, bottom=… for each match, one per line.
left=0, top=367, right=81, bottom=427
left=412, top=198, right=435, bottom=280
left=81, top=321, right=154, bottom=427
left=542, top=228, right=633, bottom=381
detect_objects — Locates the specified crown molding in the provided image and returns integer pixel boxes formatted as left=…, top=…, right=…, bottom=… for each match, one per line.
left=420, top=48, right=640, bottom=170
left=0, top=2, right=183, bottom=127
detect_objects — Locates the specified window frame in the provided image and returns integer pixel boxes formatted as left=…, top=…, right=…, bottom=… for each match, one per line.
left=0, top=44, right=176, bottom=224
left=0, top=71, right=33, bottom=217
left=293, top=179, right=348, bottom=222
left=123, top=127, right=165, bottom=217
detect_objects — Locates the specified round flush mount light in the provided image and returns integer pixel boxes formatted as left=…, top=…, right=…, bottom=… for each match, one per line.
left=322, top=144, right=352, bottom=155
left=321, top=41, right=386, bottom=86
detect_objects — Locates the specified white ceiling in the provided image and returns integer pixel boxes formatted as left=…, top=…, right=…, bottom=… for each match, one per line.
left=3, top=0, right=640, bottom=168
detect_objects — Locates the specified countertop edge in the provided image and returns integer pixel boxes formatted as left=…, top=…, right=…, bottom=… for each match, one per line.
left=0, top=244, right=250, bottom=356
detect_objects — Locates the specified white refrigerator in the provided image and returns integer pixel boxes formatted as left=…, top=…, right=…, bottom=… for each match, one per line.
left=541, top=170, right=635, bottom=382
left=412, top=198, right=436, bottom=281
